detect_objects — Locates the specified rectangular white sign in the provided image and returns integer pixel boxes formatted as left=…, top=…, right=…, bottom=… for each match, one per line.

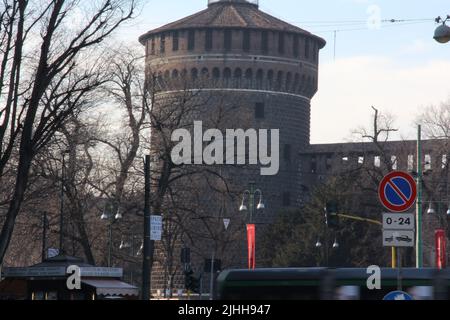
left=383, top=230, right=415, bottom=247
left=383, top=213, right=415, bottom=231
left=150, top=215, right=163, bottom=241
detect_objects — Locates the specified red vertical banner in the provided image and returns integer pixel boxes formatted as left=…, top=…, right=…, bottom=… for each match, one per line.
left=247, top=224, right=256, bottom=270
left=435, top=229, right=447, bottom=269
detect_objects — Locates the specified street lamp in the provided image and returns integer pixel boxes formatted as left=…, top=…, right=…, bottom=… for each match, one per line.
left=434, top=16, right=450, bottom=44
left=100, top=203, right=122, bottom=267
left=315, top=239, right=322, bottom=248
left=315, top=235, right=339, bottom=267
left=332, top=238, right=340, bottom=249
left=239, top=182, right=265, bottom=223
left=239, top=182, right=265, bottom=270
left=427, top=202, right=436, bottom=215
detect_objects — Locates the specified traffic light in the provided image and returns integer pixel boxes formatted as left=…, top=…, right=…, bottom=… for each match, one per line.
left=181, top=247, right=190, bottom=264
left=325, top=200, right=339, bottom=229
left=184, top=269, right=200, bottom=293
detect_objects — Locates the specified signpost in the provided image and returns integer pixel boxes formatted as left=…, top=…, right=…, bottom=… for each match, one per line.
left=150, top=215, right=163, bottom=241
left=383, top=229, right=415, bottom=248
left=379, top=171, right=417, bottom=293
left=223, top=218, right=230, bottom=230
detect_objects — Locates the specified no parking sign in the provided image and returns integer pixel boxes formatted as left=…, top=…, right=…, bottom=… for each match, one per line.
left=378, top=171, right=417, bottom=213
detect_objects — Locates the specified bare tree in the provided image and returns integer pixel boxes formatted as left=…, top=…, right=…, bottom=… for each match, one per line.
left=0, top=0, right=137, bottom=265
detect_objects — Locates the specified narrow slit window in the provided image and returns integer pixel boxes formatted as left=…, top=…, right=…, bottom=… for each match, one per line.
left=261, top=31, right=268, bottom=53
left=224, top=29, right=232, bottom=51
left=243, top=30, right=250, bottom=52
left=407, top=155, right=414, bottom=172
left=188, top=30, right=195, bottom=51
left=425, top=154, right=432, bottom=171
left=391, top=155, right=397, bottom=170
left=374, top=156, right=381, bottom=168
left=172, top=31, right=179, bottom=51
left=205, top=30, right=213, bottom=51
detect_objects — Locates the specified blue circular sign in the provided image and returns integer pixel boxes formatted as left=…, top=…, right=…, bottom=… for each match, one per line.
left=383, top=291, right=414, bottom=301
left=379, top=171, right=417, bottom=212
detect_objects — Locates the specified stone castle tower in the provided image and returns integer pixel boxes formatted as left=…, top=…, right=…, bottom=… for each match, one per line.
left=139, top=0, right=326, bottom=213
left=139, top=0, right=326, bottom=294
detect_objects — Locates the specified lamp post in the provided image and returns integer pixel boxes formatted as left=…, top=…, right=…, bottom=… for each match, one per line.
left=426, top=200, right=450, bottom=228
left=119, top=234, right=142, bottom=285
left=239, top=182, right=265, bottom=224
left=59, top=149, right=70, bottom=255
left=101, top=203, right=122, bottom=267
left=239, top=182, right=265, bottom=270
left=434, top=16, right=450, bottom=44
left=426, top=200, right=450, bottom=268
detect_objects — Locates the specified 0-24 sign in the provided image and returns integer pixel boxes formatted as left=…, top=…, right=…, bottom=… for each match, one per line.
left=383, top=213, right=415, bottom=231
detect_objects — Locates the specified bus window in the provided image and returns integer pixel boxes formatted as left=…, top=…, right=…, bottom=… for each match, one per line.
left=408, top=286, right=433, bottom=300
left=336, top=286, right=360, bottom=300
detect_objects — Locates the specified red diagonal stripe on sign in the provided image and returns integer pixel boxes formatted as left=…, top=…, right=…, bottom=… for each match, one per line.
left=387, top=178, right=409, bottom=204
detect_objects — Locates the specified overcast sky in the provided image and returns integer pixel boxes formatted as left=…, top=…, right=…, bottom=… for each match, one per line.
left=117, top=0, right=450, bottom=144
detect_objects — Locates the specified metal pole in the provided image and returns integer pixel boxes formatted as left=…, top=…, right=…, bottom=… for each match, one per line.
left=199, top=273, right=204, bottom=300
left=249, top=182, right=255, bottom=223
left=391, top=247, right=396, bottom=268
left=249, top=182, right=255, bottom=269
left=59, top=154, right=65, bottom=255
left=209, top=249, right=215, bottom=300
left=142, top=155, right=152, bottom=300
left=397, top=248, right=402, bottom=291
left=325, top=226, right=329, bottom=267
left=416, top=125, right=423, bottom=268
left=42, top=212, right=47, bottom=262
left=108, top=222, right=112, bottom=267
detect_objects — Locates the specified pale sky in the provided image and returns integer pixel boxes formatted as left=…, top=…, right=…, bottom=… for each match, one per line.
left=115, top=0, right=450, bottom=144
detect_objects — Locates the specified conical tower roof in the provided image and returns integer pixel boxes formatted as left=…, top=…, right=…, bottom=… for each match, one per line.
left=139, top=0, right=325, bottom=47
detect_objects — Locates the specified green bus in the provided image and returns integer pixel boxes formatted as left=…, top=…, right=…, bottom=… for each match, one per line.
left=216, top=268, right=450, bottom=300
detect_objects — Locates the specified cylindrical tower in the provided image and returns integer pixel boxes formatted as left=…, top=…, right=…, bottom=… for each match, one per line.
left=139, top=0, right=325, bottom=211
left=139, top=0, right=326, bottom=291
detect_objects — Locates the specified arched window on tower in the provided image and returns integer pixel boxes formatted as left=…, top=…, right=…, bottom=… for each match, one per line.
left=201, top=67, right=209, bottom=86
left=267, top=70, right=274, bottom=90
left=180, top=69, right=187, bottom=86
left=285, top=72, right=292, bottom=92
left=293, top=73, right=300, bottom=93
left=172, top=69, right=179, bottom=79
left=234, top=68, right=242, bottom=88
left=245, top=68, right=253, bottom=89
left=156, top=71, right=164, bottom=90
left=213, top=68, right=220, bottom=81
left=256, top=69, right=264, bottom=90
left=276, top=71, right=283, bottom=91
left=306, top=76, right=312, bottom=94
left=300, top=74, right=306, bottom=93
left=191, top=68, right=198, bottom=83
left=223, top=68, right=232, bottom=86
left=164, top=70, right=170, bottom=81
